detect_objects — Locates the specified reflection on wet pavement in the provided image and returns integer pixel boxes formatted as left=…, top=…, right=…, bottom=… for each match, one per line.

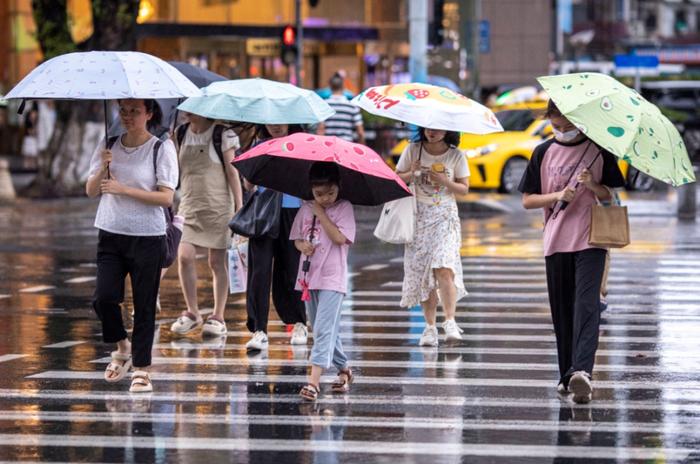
left=0, top=196, right=700, bottom=463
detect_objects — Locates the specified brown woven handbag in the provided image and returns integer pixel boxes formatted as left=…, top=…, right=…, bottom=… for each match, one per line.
left=588, top=188, right=630, bottom=248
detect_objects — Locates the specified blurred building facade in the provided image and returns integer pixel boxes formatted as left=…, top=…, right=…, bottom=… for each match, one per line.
left=1, top=0, right=554, bottom=96
left=0, top=0, right=42, bottom=95
left=561, top=0, right=700, bottom=67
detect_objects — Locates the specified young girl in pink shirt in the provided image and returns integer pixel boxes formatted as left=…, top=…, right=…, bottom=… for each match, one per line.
left=290, top=162, right=356, bottom=401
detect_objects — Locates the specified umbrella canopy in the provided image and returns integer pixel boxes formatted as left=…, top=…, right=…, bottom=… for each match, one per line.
left=177, top=78, right=335, bottom=124
left=109, top=63, right=226, bottom=136
left=352, top=83, right=503, bottom=134
left=5, top=51, right=201, bottom=100
left=537, top=72, right=695, bottom=186
left=167, top=61, right=227, bottom=88
left=234, top=133, right=411, bottom=206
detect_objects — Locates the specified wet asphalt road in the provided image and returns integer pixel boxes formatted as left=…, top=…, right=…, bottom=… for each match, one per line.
left=0, top=192, right=700, bottom=463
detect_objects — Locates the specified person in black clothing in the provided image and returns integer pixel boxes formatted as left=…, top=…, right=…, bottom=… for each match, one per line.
left=518, top=100, right=625, bottom=404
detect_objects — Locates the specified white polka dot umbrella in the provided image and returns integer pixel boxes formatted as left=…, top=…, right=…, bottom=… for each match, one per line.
left=6, top=51, right=201, bottom=100
left=5, top=50, right=202, bottom=149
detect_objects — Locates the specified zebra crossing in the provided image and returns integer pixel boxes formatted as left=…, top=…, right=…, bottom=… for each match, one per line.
left=1, top=210, right=700, bottom=462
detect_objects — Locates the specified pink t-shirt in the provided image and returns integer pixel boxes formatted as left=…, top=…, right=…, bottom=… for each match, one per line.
left=289, top=200, right=356, bottom=294
left=541, top=142, right=604, bottom=256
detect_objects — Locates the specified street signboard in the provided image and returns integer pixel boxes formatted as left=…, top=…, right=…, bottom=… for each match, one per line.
left=479, top=20, right=490, bottom=54
left=614, top=54, right=660, bottom=78
left=246, top=39, right=280, bottom=57
left=614, top=54, right=659, bottom=69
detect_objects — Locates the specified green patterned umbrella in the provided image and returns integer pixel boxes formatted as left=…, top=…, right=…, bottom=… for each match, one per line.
left=537, top=72, right=695, bottom=186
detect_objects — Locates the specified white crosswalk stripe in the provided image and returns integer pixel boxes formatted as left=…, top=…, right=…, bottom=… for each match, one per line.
left=5, top=231, right=700, bottom=461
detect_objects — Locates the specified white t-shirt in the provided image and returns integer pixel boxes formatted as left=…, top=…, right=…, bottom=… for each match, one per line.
left=88, top=135, right=179, bottom=236
left=396, top=142, right=470, bottom=205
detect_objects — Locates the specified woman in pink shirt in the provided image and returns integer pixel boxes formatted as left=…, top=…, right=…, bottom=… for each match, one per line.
left=518, top=100, right=624, bottom=404
left=290, top=162, right=356, bottom=401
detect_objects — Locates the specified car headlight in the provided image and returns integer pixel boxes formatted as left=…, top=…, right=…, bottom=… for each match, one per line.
left=466, top=143, right=499, bottom=158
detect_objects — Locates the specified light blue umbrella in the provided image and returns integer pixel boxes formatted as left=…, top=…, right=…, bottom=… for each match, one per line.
left=177, top=78, right=335, bottom=124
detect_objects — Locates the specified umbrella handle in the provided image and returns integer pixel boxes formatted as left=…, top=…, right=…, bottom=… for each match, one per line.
left=553, top=150, right=603, bottom=215
left=103, top=100, right=111, bottom=179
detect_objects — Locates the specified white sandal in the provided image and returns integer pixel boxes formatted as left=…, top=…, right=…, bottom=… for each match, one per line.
left=129, top=370, right=153, bottom=393
left=104, top=351, right=132, bottom=383
left=170, top=311, right=203, bottom=335
left=202, top=317, right=227, bottom=337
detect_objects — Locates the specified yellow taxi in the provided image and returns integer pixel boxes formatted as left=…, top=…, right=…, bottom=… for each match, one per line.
left=388, top=101, right=653, bottom=193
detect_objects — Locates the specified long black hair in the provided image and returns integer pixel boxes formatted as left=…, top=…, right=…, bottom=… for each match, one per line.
left=256, top=123, right=304, bottom=140
left=412, top=127, right=460, bottom=147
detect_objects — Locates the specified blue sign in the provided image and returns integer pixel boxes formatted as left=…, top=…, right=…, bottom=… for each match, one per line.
left=479, top=20, right=490, bottom=54
left=558, top=0, right=573, bottom=34
left=614, top=54, right=659, bottom=68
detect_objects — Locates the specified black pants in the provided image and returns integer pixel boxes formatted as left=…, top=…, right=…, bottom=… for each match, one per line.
left=246, top=208, right=306, bottom=333
left=93, top=230, right=165, bottom=368
left=545, top=248, right=606, bottom=386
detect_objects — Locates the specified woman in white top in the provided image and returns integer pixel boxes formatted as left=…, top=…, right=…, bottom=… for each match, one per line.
left=86, top=99, right=179, bottom=393
left=395, top=128, right=469, bottom=347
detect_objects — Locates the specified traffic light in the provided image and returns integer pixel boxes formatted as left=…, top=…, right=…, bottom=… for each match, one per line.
left=280, top=25, right=298, bottom=66
left=429, top=0, right=445, bottom=46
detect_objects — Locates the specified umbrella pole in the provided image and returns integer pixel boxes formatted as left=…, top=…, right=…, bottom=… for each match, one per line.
left=171, top=99, right=181, bottom=134
left=551, top=149, right=602, bottom=220
left=300, top=215, right=317, bottom=302
left=103, top=100, right=111, bottom=179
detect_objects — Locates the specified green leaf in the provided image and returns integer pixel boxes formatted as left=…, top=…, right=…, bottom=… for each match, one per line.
left=607, top=127, right=625, bottom=137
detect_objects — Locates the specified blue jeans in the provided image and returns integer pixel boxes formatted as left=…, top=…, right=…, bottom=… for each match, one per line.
left=306, top=290, right=347, bottom=370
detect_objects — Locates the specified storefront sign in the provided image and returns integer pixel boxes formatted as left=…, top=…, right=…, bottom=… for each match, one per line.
left=246, top=39, right=280, bottom=57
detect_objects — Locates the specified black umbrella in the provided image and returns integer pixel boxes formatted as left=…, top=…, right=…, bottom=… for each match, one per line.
left=167, top=61, right=227, bottom=89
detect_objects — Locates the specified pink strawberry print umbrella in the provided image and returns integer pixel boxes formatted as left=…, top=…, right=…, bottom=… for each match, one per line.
left=233, top=133, right=411, bottom=206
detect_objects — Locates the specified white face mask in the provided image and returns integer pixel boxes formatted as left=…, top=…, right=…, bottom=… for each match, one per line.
left=553, top=128, right=581, bottom=143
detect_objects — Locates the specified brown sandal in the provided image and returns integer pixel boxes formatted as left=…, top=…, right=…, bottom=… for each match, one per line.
left=331, top=368, right=354, bottom=393
left=299, top=383, right=320, bottom=401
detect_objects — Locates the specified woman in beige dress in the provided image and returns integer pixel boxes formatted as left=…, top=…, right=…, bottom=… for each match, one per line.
left=170, top=113, right=243, bottom=337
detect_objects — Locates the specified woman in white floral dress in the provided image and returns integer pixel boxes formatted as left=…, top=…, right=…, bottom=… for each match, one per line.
left=395, top=128, right=469, bottom=347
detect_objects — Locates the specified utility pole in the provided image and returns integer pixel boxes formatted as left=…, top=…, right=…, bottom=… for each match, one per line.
left=409, top=0, right=428, bottom=83
left=472, top=0, right=481, bottom=101
left=295, top=0, right=303, bottom=86
left=458, top=0, right=481, bottom=98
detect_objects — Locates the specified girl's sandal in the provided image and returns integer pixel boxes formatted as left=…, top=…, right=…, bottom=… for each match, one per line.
left=331, top=368, right=354, bottom=393
left=104, top=351, right=132, bottom=383
left=299, top=383, right=320, bottom=401
left=129, top=370, right=153, bottom=393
